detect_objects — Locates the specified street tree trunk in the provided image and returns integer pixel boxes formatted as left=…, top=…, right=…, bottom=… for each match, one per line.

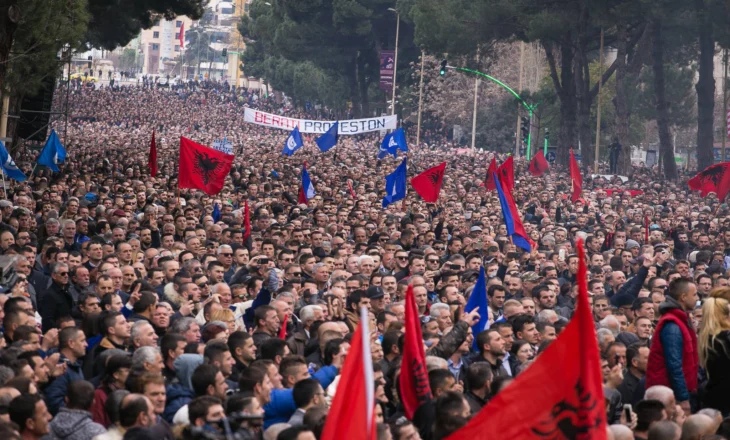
left=652, top=20, right=678, bottom=180
left=544, top=41, right=578, bottom=167
left=0, top=2, right=20, bottom=93
left=694, top=0, right=715, bottom=171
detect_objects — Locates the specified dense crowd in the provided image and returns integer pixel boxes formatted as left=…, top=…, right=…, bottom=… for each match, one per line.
left=0, top=80, right=728, bottom=440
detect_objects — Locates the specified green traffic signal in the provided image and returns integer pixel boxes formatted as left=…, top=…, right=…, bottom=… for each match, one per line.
left=439, top=59, right=447, bottom=76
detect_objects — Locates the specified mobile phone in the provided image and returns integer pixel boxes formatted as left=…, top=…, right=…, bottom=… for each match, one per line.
left=614, top=355, right=621, bottom=366
left=623, top=404, right=632, bottom=421
left=258, top=257, right=269, bottom=265
left=449, top=264, right=461, bottom=270
left=559, top=249, right=566, bottom=260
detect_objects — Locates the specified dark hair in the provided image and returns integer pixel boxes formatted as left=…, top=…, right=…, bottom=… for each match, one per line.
left=227, top=331, right=252, bottom=353
left=433, top=391, right=469, bottom=439
left=119, top=394, right=149, bottom=428
left=260, top=338, right=287, bottom=361
left=465, top=362, right=491, bottom=391
left=292, top=378, right=321, bottom=409
left=191, top=364, right=220, bottom=397
left=428, top=369, right=455, bottom=393
left=667, top=278, right=695, bottom=301
left=382, top=331, right=401, bottom=356
left=204, top=340, right=230, bottom=364
left=635, top=399, right=667, bottom=432
left=476, top=329, right=500, bottom=354
left=254, top=305, right=275, bottom=328
left=632, top=297, right=653, bottom=311
left=9, top=394, right=42, bottom=432
left=106, top=389, right=130, bottom=426
left=103, top=353, right=133, bottom=386
left=132, top=291, right=157, bottom=313
left=277, top=426, right=315, bottom=440
left=626, top=341, right=649, bottom=370
left=238, top=365, right=267, bottom=393
left=188, top=395, right=222, bottom=425
left=323, top=338, right=344, bottom=366
left=102, top=311, right=123, bottom=337
left=13, top=325, right=39, bottom=343
left=67, top=380, right=96, bottom=410
left=511, top=314, right=535, bottom=335
left=161, top=333, right=186, bottom=363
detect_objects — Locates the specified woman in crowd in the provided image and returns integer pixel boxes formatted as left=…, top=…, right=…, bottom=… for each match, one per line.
left=698, top=295, right=730, bottom=416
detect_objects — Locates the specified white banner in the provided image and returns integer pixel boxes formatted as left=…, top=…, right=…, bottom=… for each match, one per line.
left=212, top=138, right=234, bottom=155
left=244, top=108, right=397, bottom=135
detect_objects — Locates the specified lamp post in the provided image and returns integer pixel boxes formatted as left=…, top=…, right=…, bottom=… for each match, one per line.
left=388, top=8, right=399, bottom=116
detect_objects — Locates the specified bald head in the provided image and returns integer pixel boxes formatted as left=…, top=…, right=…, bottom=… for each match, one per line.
left=648, top=421, right=680, bottom=440
left=609, top=424, right=633, bottom=440
left=680, top=414, right=715, bottom=440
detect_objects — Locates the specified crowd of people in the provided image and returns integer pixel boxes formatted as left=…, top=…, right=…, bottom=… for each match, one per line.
left=0, top=80, right=728, bottom=440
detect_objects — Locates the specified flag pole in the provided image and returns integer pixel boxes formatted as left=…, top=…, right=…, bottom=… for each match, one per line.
left=1, top=172, right=6, bottom=199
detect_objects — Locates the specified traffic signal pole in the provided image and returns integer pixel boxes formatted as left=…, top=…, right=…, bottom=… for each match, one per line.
left=440, top=61, right=536, bottom=157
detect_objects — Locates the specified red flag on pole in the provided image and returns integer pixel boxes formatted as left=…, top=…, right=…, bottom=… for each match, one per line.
left=483, top=157, right=498, bottom=190
left=569, top=149, right=583, bottom=202
left=528, top=150, right=549, bottom=176
left=278, top=313, right=288, bottom=340
left=320, top=308, right=375, bottom=440
left=399, top=285, right=432, bottom=419
left=179, top=22, right=185, bottom=49
left=447, top=238, right=607, bottom=440
left=148, top=130, right=157, bottom=177
left=498, top=156, right=515, bottom=192
left=347, top=180, right=357, bottom=199
left=688, top=162, right=730, bottom=201
left=243, top=200, right=251, bottom=242
left=179, top=137, right=234, bottom=196
left=411, top=162, right=446, bottom=203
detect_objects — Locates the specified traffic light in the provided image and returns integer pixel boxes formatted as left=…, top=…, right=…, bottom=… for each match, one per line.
left=544, top=127, right=549, bottom=142
left=222, top=48, right=227, bottom=58
left=521, top=116, right=530, bottom=144
left=87, top=55, right=92, bottom=69
left=439, top=59, right=447, bottom=76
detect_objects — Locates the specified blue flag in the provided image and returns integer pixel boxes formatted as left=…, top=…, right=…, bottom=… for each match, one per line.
left=465, top=266, right=489, bottom=349
left=316, top=121, right=339, bottom=152
left=270, top=170, right=280, bottom=178
left=0, top=142, right=26, bottom=182
left=212, top=203, right=221, bottom=223
left=494, top=172, right=532, bottom=252
left=37, top=129, right=67, bottom=172
left=378, top=127, right=408, bottom=159
left=382, top=158, right=407, bottom=208
left=282, top=126, right=304, bottom=156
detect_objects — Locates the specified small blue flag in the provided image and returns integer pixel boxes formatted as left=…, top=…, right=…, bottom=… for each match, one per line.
left=282, top=126, right=304, bottom=156
left=37, top=129, right=67, bottom=172
left=270, top=170, right=280, bottom=178
left=378, top=127, right=408, bottom=159
left=299, top=164, right=316, bottom=203
left=465, top=267, right=489, bottom=349
left=315, top=121, right=339, bottom=152
left=382, top=158, right=407, bottom=208
left=0, top=142, right=26, bottom=182
left=212, top=203, right=221, bottom=223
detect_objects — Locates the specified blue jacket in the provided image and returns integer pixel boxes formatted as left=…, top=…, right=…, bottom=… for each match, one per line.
left=660, top=321, right=689, bottom=401
left=263, top=365, right=338, bottom=428
left=163, top=383, right=195, bottom=423
left=44, top=355, right=84, bottom=415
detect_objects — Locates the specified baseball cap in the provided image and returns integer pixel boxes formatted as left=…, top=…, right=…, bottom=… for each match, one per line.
left=521, top=271, right=541, bottom=282
left=112, top=209, right=126, bottom=217
left=366, top=286, right=385, bottom=300
left=470, top=226, right=483, bottom=233
left=629, top=255, right=645, bottom=265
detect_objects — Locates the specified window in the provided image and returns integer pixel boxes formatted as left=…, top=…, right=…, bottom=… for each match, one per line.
left=175, top=33, right=180, bottom=39
left=176, top=20, right=182, bottom=28
left=175, top=45, right=180, bottom=52
left=151, top=44, right=160, bottom=51
left=153, top=31, right=159, bottom=38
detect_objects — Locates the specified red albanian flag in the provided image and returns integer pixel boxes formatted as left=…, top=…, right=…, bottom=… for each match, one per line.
left=688, top=162, right=730, bottom=201
left=411, top=162, right=446, bottom=203
left=498, top=156, right=515, bottom=192
left=399, top=285, right=432, bottom=419
left=529, top=150, right=550, bottom=176
left=447, top=238, right=607, bottom=440
left=179, top=137, right=234, bottom=196
left=148, top=130, right=158, bottom=177
left=483, top=157, right=498, bottom=190
left=243, top=199, right=251, bottom=242
left=569, top=149, right=583, bottom=202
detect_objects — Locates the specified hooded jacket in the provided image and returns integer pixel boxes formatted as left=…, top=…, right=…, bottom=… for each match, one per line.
left=47, top=408, right=107, bottom=440
left=162, top=354, right=203, bottom=423
left=161, top=283, right=184, bottom=311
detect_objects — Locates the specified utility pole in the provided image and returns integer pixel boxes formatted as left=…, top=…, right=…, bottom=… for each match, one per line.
left=724, top=48, right=728, bottom=161
left=515, top=42, right=525, bottom=157
left=594, top=29, right=604, bottom=173
left=390, top=9, right=400, bottom=116
left=416, top=49, right=425, bottom=146
left=471, top=78, right=479, bottom=150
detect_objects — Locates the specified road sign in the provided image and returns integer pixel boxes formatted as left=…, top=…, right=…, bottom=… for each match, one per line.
left=546, top=151, right=556, bottom=163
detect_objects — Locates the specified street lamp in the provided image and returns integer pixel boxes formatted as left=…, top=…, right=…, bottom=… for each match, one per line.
left=388, top=8, right=399, bottom=116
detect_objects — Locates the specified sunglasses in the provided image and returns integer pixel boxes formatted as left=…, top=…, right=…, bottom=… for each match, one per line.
left=396, top=256, right=408, bottom=260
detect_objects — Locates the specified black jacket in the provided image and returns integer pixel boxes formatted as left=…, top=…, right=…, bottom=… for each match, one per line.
left=39, top=281, right=75, bottom=332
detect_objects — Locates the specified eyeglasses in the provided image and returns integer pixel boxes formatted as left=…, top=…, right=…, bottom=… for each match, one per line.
left=427, top=259, right=440, bottom=264
left=396, top=256, right=408, bottom=260
left=196, top=283, right=208, bottom=288
left=220, top=253, right=232, bottom=257
left=289, top=272, right=302, bottom=276
left=433, top=247, right=445, bottom=251
left=58, top=272, right=68, bottom=276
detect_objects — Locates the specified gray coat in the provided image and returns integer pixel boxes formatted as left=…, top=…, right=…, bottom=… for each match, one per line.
left=45, top=408, right=106, bottom=440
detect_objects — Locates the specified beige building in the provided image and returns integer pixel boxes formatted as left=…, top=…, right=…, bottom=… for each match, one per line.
left=140, top=16, right=194, bottom=75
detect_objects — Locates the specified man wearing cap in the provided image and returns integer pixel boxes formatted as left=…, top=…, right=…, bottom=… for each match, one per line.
left=367, top=286, right=386, bottom=315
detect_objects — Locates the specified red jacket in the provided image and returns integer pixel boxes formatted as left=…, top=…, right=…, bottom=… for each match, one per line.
left=646, top=308, right=699, bottom=395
